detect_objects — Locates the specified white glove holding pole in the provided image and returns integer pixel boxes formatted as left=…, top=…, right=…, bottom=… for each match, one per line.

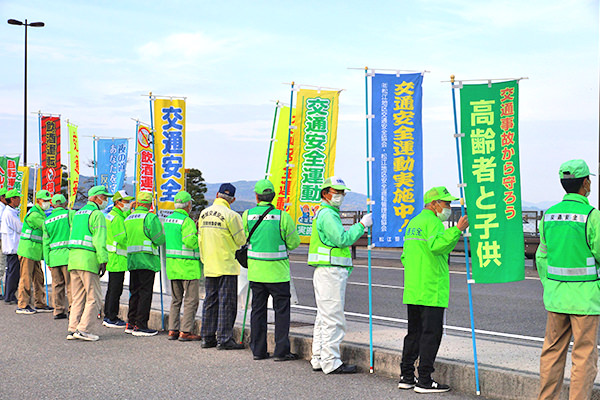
left=360, top=213, right=373, bottom=228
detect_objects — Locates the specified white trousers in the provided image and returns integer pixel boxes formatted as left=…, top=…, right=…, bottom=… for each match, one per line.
left=311, top=266, right=349, bottom=374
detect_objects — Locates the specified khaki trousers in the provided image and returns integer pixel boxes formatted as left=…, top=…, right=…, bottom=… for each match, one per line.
left=17, top=256, right=46, bottom=309
left=50, top=266, right=71, bottom=315
left=538, top=311, right=599, bottom=400
left=169, top=279, right=200, bottom=333
left=68, top=269, right=101, bottom=334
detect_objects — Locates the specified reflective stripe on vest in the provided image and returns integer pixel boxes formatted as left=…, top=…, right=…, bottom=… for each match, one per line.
left=307, top=206, right=353, bottom=268
left=246, top=206, right=287, bottom=261
left=248, top=244, right=287, bottom=259
left=107, top=243, right=127, bottom=256
left=45, top=210, right=71, bottom=251
left=20, top=206, right=45, bottom=244
left=164, top=212, right=199, bottom=260
left=21, top=229, right=43, bottom=242
left=49, top=240, right=70, bottom=249
left=69, top=235, right=94, bottom=247
left=166, top=248, right=200, bottom=257
left=128, top=240, right=159, bottom=255
left=69, top=204, right=99, bottom=252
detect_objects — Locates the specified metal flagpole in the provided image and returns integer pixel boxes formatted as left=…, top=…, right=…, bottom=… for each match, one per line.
left=37, top=113, right=50, bottom=305
left=450, top=75, right=481, bottom=395
left=93, top=135, right=98, bottom=186
left=264, top=101, right=280, bottom=179
left=149, top=93, right=166, bottom=331
left=363, top=67, right=375, bottom=373
left=133, top=121, right=139, bottom=196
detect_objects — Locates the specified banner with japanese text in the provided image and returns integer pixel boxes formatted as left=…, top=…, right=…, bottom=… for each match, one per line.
left=460, top=80, right=524, bottom=283
left=96, top=139, right=128, bottom=203
left=68, top=123, right=80, bottom=209
left=135, top=123, right=155, bottom=205
left=288, top=89, right=339, bottom=242
left=371, top=73, right=424, bottom=247
left=15, top=166, right=29, bottom=220
left=268, top=106, right=300, bottom=211
left=0, top=156, right=20, bottom=190
left=40, top=116, right=61, bottom=194
left=154, top=98, right=186, bottom=217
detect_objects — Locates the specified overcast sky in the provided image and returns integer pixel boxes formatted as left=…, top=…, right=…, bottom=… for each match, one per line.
left=1, top=0, right=598, bottom=205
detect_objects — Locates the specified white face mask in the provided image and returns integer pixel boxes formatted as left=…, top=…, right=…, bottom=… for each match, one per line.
left=121, top=202, right=131, bottom=212
left=329, top=193, right=345, bottom=207
left=41, top=201, right=51, bottom=211
left=437, top=206, right=452, bottom=222
left=98, top=199, right=108, bottom=210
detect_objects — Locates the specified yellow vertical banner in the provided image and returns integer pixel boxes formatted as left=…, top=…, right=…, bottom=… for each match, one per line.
left=288, top=89, right=339, bottom=242
left=153, top=98, right=186, bottom=218
left=17, top=166, right=29, bottom=220
left=268, top=106, right=300, bottom=211
left=67, top=123, right=80, bottom=209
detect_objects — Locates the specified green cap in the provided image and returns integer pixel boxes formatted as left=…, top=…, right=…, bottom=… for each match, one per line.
left=0, top=188, right=6, bottom=197
left=137, top=191, right=153, bottom=204
left=321, top=176, right=351, bottom=191
left=36, top=189, right=52, bottom=201
left=51, top=194, right=67, bottom=206
left=6, top=189, right=22, bottom=198
left=559, top=159, right=595, bottom=179
left=113, top=190, right=134, bottom=202
left=174, top=191, right=192, bottom=204
left=424, top=186, right=459, bottom=204
left=87, top=185, right=112, bottom=197
left=254, top=179, right=275, bottom=195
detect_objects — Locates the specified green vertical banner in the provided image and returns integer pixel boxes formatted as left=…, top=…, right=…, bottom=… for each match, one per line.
left=460, top=80, right=524, bottom=283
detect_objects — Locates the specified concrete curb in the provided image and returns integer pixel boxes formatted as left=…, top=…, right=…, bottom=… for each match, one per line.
left=118, top=305, right=599, bottom=400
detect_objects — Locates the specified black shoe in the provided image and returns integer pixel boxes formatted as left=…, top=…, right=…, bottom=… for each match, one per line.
left=0, top=295, right=4, bottom=301
left=201, top=338, right=217, bottom=348
left=253, top=353, right=270, bottom=360
left=273, top=353, right=299, bottom=362
left=54, top=313, right=68, bottom=320
left=414, top=380, right=450, bottom=393
left=329, top=363, right=357, bottom=374
left=398, top=375, right=417, bottom=389
left=217, top=338, right=245, bottom=350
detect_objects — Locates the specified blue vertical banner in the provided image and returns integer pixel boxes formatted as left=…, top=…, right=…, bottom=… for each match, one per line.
left=371, top=73, right=424, bottom=247
left=97, top=138, right=129, bottom=200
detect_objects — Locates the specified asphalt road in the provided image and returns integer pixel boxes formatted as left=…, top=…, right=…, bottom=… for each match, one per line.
left=289, top=246, right=548, bottom=342
left=1, top=305, right=485, bottom=400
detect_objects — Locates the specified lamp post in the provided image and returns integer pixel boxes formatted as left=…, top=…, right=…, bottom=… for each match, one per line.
left=7, top=18, right=45, bottom=166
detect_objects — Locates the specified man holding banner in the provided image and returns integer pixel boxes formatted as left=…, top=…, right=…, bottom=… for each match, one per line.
left=0, top=188, right=7, bottom=298
left=308, top=176, right=372, bottom=374
left=536, top=160, right=600, bottom=400
left=2, top=189, right=23, bottom=305
left=399, top=186, right=468, bottom=393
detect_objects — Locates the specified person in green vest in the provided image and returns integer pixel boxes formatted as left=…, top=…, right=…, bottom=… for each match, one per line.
left=42, top=194, right=74, bottom=320
left=308, top=176, right=372, bottom=374
left=165, top=190, right=202, bottom=341
left=536, top=159, right=600, bottom=400
left=102, top=190, right=134, bottom=329
left=399, top=186, right=468, bottom=393
left=124, top=191, right=165, bottom=337
left=16, top=189, right=53, bottom=315
left=243, top=179, right=300, bottom=361
left=67, top=185, right=111, bottom=341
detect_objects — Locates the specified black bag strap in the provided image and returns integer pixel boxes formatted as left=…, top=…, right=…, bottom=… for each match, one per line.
left=246, top=205, right=275, bottom=243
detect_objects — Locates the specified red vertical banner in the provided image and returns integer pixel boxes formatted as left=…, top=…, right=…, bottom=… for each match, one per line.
left=41, top=116, right=62, bottom=194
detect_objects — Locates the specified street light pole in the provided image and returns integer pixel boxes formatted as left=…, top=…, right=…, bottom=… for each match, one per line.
left=7, top=18, right=45, bottom=166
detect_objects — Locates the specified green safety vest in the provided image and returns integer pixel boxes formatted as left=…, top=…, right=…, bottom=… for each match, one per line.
left=164, top=212, right=200, bottom=260
left=247, top=206, right=287, bottom=260
left=125, top=210, right=158, bottom=256
left=543, top=200, right=598, bottom=282
left=21, top=206, right=45, bottom=244
left=308, top=208, right=353, bottom=268
left=44, top=208, right=71, bottom=251
left=106, top=210, right=127, bottom=256
left=69, top=203, right=100, bottom=252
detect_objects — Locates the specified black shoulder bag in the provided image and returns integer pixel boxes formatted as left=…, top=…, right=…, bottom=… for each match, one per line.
left=235, top=205, right=275, bottom=268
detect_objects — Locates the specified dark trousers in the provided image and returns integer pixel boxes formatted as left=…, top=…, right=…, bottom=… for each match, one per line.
left=250, top=281, right=291, bottom=358
left=127, top=269, right=155, bottom=329
left=400, top=304, right=445, bottom=384
left=4, top=254, right=20, bottom=303
left=201, top=275, right=237, bottom=343
left=104, top=271, right=125, bottom=321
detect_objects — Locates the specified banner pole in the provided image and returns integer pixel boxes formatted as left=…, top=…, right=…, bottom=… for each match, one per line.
left=38, top=113, right=42, bottom=193
left=149, top=93, right=165, bottom=331
left=66, top=120, right=71, bottom=208
left=283, top=83, right=295, bottom=211
left=450, top=75, right=481, bottom=395
left=134, top=121, right=139, bottom=196
left=264, top=101, right=280, bottom=178
left=93, top=135, right=97, bottom=186
left=363, top=67, right=374, bottom=373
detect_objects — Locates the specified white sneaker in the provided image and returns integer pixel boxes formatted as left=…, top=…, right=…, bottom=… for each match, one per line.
left=66, top=332, right=77, bottom=340
left=73, top=330, right=99, bottom=341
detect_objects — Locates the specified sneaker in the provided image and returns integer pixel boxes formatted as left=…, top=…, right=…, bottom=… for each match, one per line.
left=398, top=375, right=417, bottom=389
left=124, top=323, right=135, bottom=334
left=414, top=380, right=451, bottom=393
left=103, top=318, right=127, bottom=328
left=66, top=331, right=77, bottom=340
left=34, top=305, right=54, bottom=313
left=73, top=330, right=99, bottom=341
left=132, top=327, right=158, bottom=337
left=54, top=313, right=68, bottom=320
left=16, top=306, right=36, bottom=315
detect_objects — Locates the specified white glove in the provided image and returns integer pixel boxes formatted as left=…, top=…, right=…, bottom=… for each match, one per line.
left=360, top=213, right=373, bottom=228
